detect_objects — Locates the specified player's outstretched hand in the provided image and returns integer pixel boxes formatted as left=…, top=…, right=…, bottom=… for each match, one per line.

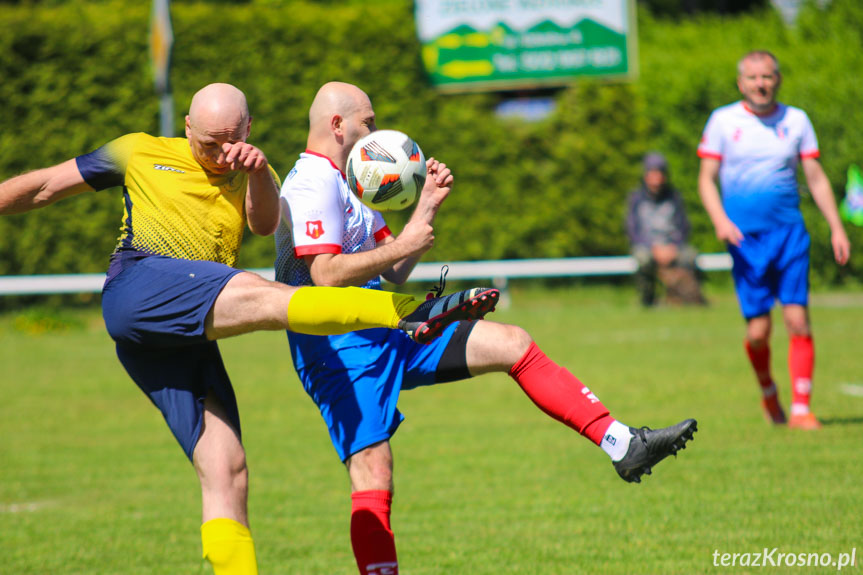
left=220, top=142, right=269, bottom=173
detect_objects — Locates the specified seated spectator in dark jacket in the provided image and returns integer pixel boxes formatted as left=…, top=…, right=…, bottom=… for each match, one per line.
left=626, top=152, right=706, bottom=306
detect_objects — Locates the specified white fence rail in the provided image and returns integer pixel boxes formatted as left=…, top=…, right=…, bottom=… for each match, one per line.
left=0, top=254, right=731, bottom=296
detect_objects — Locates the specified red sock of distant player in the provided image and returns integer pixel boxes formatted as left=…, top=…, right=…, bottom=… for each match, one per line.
left=351, top=490, right=398, bottom=575
left=788, top=335, right=814, bottom=415
left=745, top=340, right=776, bottom=397
left=509, top=342, right=614, bottom=446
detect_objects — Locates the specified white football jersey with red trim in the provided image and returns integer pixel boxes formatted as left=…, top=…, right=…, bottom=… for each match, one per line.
left=275, top=151, right=391, bottom=288
left=698, top=101, right=818, bottom=233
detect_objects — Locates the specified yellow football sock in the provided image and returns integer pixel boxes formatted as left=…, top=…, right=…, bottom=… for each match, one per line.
left=286, top=286, right=419, bottom=335
left=201, top=518, right=258, bottom=575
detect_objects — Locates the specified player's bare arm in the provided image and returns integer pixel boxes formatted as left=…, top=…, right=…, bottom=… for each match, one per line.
left=305, top=222, right=434, bottom=288
left=801, top=156, right=851, bottom=265
left=222, top=141, right=280, bottom=236
left=379, top=219, right=439, bottom=284
left=0, top=159, right=92, bottom=215
left=698, top=157, right=743, bottom=246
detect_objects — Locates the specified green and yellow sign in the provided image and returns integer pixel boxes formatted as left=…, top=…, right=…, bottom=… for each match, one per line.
left=415, top=0, right=636, bottom=92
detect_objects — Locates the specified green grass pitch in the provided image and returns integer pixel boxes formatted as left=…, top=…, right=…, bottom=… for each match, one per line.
left=1, top=284, right=861, bottom=574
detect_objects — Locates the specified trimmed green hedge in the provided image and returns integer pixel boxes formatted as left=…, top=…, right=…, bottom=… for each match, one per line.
left=1, top=0, right=860, bottom=284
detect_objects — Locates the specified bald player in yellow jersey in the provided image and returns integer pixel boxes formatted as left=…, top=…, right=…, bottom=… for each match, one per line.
left=0, top=83, right=498, bottom=575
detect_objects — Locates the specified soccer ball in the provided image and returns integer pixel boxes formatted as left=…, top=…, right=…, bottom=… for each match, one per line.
left=346, top=130, right=426, bottom=212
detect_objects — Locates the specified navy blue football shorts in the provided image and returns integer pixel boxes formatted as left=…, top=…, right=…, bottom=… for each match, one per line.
left=102, top=255, right=242, bottom=460
left=728, top=222, right=810, bottom=320
left=293, top=321, right=474, bottom=462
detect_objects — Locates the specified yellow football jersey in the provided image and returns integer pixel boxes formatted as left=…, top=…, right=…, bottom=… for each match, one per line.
left=76, top=132, right=278, bottom=267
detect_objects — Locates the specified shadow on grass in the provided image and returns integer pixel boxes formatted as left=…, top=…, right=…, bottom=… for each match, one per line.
left=820, top=416, right=863, bottom=427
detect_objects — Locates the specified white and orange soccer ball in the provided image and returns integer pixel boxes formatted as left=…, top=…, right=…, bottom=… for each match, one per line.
left=346, top=130, right=426, bottom=212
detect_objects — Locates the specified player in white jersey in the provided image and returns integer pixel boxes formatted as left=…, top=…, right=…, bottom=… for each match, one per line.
left=275, top=81, right=697, bottom=575
left=698, top=50, right=850, bottom=429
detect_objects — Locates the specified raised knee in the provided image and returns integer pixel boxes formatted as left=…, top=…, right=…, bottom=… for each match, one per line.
left=475, top=323, right=533, bottom=365
left=508, top=325, right=534, bottom=355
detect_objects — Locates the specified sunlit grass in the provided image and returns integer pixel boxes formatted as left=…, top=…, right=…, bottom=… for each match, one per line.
left=1, top=284, right=861, bottom=574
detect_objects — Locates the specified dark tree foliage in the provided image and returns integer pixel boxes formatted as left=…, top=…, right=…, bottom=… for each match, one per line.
left=0, top=0, right=859, bottom=290
left=639, top=0, right=769, bottom=17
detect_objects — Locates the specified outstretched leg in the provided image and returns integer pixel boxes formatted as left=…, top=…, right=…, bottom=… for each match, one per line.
left=206, top=271, right=498, bottom=344
left=466, top=321, right=697, bottom=483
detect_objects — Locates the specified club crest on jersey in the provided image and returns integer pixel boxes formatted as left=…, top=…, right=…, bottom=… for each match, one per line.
left=305, top=220, right=325, bottom=239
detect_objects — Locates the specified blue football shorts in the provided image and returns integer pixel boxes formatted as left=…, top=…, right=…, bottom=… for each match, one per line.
left=102, top=255, right=242, bottom=460
left=728, top=222, right=810, bottom=320
left=294, top=322, right=464, bottom=462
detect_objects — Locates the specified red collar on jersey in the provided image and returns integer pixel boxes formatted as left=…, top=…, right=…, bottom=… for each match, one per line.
left=304, top=149, right=345, bottom=178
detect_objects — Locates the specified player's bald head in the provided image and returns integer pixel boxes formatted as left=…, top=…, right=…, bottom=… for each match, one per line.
left=309, top=82, right=371, bottom=133
left=305, top=81, right=375, bottom=170
left=185, top=83, right=252, bottom=173
left=188, top=83, right=250, bottom=135
left=737, top=50, right=780, bottom=77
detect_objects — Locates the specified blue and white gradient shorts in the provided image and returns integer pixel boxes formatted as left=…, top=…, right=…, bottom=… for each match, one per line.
left=293, top=322, right=462, bottom=461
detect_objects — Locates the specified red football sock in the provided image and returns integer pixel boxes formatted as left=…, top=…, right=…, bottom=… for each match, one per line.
left=509, top=342, right=613, bottom=446
left=351, top=490, right=398, bottom=575
left=789, top=335, right=814, bottom=410
left=745, top=340, right=776, bottom=396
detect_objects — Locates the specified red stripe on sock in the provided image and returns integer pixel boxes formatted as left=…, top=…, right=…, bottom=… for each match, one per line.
left=789, top=335, right=814, bottom=407
left=351, top=490, right=398, bottom=575
left=509, top=342, right=611, bottom=445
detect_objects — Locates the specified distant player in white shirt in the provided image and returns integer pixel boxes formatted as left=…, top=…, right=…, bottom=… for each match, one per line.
left=697, top=50, right=850, bottom=429
left=276, top=81, right=697, bottom=575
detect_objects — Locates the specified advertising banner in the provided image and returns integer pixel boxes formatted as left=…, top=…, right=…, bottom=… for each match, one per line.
left=415, top=0, right=636, bottom=92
